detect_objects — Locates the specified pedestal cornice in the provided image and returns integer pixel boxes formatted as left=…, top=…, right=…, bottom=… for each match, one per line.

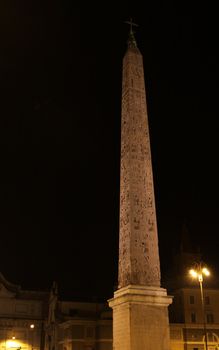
left=108, top=285, right=173, bottom=308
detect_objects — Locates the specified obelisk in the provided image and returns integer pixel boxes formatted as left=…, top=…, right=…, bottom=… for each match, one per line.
left=108, top=22, right=172, bottom=350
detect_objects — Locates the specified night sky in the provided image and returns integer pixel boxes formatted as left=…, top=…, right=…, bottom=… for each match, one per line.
left=0, top=3, right=219, bottom=300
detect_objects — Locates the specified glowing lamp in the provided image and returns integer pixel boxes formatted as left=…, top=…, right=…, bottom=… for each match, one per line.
left=189, top=269, right=198, bottom=278
left=202, top=267, right=210, bottom=276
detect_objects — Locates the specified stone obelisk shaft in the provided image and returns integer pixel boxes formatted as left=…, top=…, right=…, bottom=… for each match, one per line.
left=118, top=42, right=160, bottom=288
left=109, top=33, right=172, bottom=350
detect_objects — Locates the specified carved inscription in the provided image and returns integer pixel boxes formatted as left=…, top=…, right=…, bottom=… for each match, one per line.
left=118, top=47, right=161, bottom=288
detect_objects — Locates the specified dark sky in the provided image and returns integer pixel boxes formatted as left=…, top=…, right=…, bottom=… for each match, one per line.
left=0, top=2, right=219, bottom=300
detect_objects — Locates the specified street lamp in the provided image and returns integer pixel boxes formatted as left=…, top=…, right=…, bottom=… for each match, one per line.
left=30, top=325, right=35, bottom=350
left=189, top=263, right=210, bottom=350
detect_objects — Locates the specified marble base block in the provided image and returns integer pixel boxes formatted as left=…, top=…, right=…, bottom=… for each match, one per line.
left=109, top=285, right=172, bottom=350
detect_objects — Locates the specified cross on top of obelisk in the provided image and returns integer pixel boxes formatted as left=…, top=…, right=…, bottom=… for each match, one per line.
left=124, top=18, right=139, bottom=33
left=124, top=18, right=139, bottom=48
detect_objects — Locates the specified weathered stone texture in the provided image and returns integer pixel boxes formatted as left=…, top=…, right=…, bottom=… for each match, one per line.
left=109, top=286, right=172, bottom=350
left=112, top=303, right=131, bottom=350
left=118, top=46, right=161, bottom=288
left=109, top=38, right=172, bottom=350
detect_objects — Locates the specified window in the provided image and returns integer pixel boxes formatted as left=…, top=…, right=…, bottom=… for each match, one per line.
left=190, top=295, right=195, bottom=304
left=205, top=296, right=210, bottom=305
left=191, top=313, right=196, bottom=323
left=206, top=314, right=214, bottom=323
left=86, top=327, right=94, bottom=338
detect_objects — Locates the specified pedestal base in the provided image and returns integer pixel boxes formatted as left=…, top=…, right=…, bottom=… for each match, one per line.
left=108, top=285, right=172, bottom=350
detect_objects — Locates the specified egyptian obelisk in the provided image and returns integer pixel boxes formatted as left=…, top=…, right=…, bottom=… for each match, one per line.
left=108, top=22, right=172, bottom=350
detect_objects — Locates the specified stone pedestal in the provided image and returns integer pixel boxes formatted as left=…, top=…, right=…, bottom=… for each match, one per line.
left=109, top=285, right=172, bottom=350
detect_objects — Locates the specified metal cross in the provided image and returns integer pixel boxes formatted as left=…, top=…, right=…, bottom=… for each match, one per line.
left=124, top=18, right=139, bottom=33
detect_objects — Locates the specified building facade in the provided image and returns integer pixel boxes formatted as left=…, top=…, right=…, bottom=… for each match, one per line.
left=44, top=285, right=112, bottom=350
left=46, top=287, right=219, bottom=350
left=0, top=273, right=49, bottom=350
left=2, top=273, right=219, bottom=350
left=169, top=287, right=219, bottom=350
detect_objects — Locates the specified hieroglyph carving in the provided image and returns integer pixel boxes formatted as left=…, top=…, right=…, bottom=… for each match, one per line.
left=118, top=47, right=161, bottom=288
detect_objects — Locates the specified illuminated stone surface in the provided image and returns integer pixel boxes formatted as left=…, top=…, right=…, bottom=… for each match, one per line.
left=109, top=286, right=172, bottom=350
left=109, top=33, right=172, bottom=350
left=0, top=272, right=48, bottom=350
left=118, top=43, right=160, bottom=288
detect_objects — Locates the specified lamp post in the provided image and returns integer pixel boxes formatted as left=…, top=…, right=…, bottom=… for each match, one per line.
left=30, top=324, right=35, bottom=350
left=189, top=263, right=210, bottom=350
